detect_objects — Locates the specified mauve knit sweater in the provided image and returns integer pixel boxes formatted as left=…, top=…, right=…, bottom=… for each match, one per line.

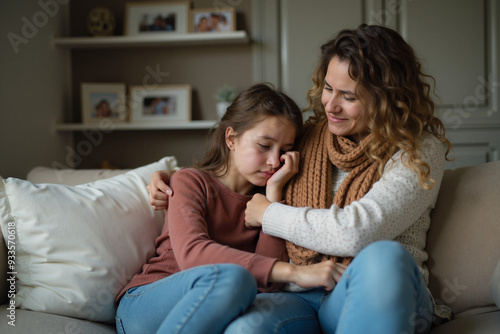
left=116, top=168, right=288, bottom=305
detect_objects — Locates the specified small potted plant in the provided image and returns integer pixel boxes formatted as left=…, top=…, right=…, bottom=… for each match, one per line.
left=214, top=84, right=237, bottom=119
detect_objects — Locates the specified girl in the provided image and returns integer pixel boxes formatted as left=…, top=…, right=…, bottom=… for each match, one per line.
left=115, top=83, right=346, bottom=334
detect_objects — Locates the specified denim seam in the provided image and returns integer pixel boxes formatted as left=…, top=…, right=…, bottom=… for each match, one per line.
left=274, top=315, right=318, bottom=334
left=337, top=274, right=351, bottom=334
left=115, top=316, right=126, bottom=334
left=174, top=265, right=220, bottom=334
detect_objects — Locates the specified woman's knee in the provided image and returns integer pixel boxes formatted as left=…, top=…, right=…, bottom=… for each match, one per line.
left=348, top=241, right=418, bottom=290
left=347, top=241, right=420, bottom=303
left=356, top=240, right=413, bottom=269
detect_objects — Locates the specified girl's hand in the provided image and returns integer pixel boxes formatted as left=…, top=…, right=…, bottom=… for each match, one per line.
left=266, top=151, right=299, bottom=202
left=146, top=170, right=175, bottom=210
left=291, top=261, right=347, bottom=291
left=245, top=193, right=271, bottom=228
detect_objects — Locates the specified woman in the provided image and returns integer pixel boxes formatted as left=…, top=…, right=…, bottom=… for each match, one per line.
left=149, top=25, right=452, bottom=333
left=115, top=83, right=345, bottom=334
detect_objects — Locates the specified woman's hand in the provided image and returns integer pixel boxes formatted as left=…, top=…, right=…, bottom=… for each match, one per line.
left=269, top=260, right=347, bottom=291
left=265, top=151, right=299, bottom=202
left=146, top=170, right=176, bottom=210
left=245, top=193, right=271, bottom=228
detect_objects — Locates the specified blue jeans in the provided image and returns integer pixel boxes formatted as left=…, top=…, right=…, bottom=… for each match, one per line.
left=224, top=241, right=434, bottom=334
left=116, top=264, right=257, bottom=334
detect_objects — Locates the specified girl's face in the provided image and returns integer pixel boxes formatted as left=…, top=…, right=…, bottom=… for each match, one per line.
left=321, top=56, right=369, bottom=143
left=225, top=115, right=296, bottom=194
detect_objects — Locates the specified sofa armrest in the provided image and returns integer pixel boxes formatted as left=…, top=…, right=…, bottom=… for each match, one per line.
left=427, top=160, right=500, bottom=316
left=27, top=166, right=130, bottom=186
left=490, top=260, right=500, bottom=309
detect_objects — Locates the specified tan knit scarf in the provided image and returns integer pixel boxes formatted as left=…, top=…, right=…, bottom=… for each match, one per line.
left=285, top=118, right=395, bottom=266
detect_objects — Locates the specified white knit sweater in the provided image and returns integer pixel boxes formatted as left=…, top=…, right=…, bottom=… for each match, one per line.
left=262, top=131, right=451, bottom=319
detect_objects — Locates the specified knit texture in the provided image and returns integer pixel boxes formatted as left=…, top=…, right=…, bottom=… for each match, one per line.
left=285, top=118, right=395, bottom=265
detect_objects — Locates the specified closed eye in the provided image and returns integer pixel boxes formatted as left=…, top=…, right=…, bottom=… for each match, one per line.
left=324, top=81, right=333, bottom=91
left=343, top=94, right=356, bottom=101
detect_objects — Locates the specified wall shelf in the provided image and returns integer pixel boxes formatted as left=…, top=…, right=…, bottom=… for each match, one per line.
left=53, top=31, right=249, bottom=48
left=55, top=120, right=217, bottom=131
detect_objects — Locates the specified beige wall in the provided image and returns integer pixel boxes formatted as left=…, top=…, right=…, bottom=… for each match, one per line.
left=0, top=0, right=254, bottom=176
left=0, top=0, right=71, bottom=178
left=69, top=0, right=254, bottom=169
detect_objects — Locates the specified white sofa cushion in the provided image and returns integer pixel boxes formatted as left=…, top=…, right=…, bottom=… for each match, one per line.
left=0, top=156, right=177, bottom=323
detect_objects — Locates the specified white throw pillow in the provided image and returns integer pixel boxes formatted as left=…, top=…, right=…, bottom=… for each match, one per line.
left=0, top=156, right=177, bottom=323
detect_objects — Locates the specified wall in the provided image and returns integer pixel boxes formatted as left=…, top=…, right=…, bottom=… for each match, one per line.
left=68, top=0, right=254, bottom=169
left=255, top=0, right=500, bottom=169
left=3, top=0, right=496, bottom=177
left=0, top=0, right=71, bottom=179
left=0, top=0, right=253, bottom=177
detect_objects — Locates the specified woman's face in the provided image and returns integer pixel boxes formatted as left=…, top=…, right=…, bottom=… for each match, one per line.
left=321, top=56, right=369, bottom=142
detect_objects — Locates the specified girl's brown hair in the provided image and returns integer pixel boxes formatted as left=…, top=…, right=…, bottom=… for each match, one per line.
left=306, top=24, right=452, bottom=189
left=196, top=83, right=303, bottom=176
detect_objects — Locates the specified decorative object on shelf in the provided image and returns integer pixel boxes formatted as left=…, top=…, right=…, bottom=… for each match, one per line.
left=129, top=84, right=192, bottom=124
left=124, top=1, right=190, bottom=36
left=214, top=84, right=237, bottom=119
left=87, top=7, right=116, bottom=36
left=190, top=7, right=236, bottom=33
left=100, top=160, right=120, bottom=169
left=81, top=83, right=127, bottom=124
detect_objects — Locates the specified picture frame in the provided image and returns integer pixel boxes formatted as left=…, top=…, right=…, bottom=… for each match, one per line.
left=124, top=1, right=190, bottom=35
left=190, top=7, right=236, bottom=33
left=129, top=85, right=191, bottom=123
left=81, top=83, right=127, bottom=124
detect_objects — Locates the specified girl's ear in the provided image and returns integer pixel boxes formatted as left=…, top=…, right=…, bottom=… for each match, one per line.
left=225, top=127, right=236, bottom=150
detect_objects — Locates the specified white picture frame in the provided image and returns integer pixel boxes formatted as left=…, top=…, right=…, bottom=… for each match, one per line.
left=190, top=7, right=236, bottom=33
left=81, top=83, right=127, bottom=124
left=124, top=1, right=190, bottom=35
left=129, top=84, right=192, bottom=123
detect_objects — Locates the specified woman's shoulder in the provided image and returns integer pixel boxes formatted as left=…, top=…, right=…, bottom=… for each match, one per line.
left=419, top=130, right=444, bottom=147
left=417, top=131, right=447, bottom=162
left=387, top=131, right=446, bottom=174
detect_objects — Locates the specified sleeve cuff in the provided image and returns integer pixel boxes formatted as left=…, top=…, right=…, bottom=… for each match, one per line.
left=262, top=202, right=294, bottom=240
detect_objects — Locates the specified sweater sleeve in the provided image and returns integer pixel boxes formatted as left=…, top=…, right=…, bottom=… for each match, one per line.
left=254, top=230, right=288, bottom=292
left=262, top=132, right=446, bottom=257
left=167, top=170, right=278, bottom=288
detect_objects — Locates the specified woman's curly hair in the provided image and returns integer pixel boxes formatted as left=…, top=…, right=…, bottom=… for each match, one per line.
left=306, top=24, right=452, bottom=189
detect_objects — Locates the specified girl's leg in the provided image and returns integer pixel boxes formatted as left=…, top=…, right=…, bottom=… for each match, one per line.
left=116, top=264, right=257, bottom=334
left=224, top=290, right=324, bottom=334
left=318, top=240, right=434, bottom=334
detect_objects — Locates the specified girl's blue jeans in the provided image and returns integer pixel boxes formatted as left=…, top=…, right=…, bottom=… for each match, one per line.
left=115, top=263, right=257, bottom=334
left=225, top=240, right=434, bottom=334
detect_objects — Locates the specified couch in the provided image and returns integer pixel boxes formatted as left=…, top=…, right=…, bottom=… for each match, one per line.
left=0, top=157, right=499, bottom=334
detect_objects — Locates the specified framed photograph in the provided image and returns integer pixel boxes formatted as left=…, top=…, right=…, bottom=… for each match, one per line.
left=190, top=7, right=236, bottom=33
left=124, top=1, right=190, bottom=35
left=81, top=83, right=127, bottom=124
left=129, top=85, right=191, bottom=123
